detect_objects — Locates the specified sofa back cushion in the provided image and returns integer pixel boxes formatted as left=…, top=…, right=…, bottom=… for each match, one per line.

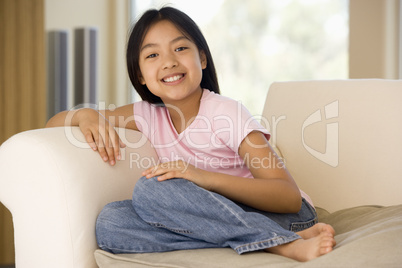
left=262, top=79, right=402, bottom=212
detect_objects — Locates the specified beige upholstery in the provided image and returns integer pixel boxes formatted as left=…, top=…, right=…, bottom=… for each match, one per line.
left=0, top=127, right=158, bottom=268
left=262, top=79, right=402, bottom=212
left=0, top=79, right=401, bottom=267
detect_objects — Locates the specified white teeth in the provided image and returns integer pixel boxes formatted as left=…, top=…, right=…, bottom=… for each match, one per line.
left=164, top=75, right=183, bottom=82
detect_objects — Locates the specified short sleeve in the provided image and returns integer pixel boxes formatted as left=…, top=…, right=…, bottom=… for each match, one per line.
left=212, top=99, right=270, bottom=153
left=133, top=101, right=152, bottom=137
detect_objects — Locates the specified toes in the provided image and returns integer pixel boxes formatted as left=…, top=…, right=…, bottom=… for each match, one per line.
left=324, top=224, right=336, bottom=236
left=319, top=234, right=336, bottom=255
left=318, top=223, right=335, bottom=236
left=320, top=245, right=332, bottom=255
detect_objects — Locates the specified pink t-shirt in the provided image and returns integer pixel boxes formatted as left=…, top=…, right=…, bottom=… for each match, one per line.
left=133, top=89, right=313, bottom=206
left=134, top=89, right=270, bottom=178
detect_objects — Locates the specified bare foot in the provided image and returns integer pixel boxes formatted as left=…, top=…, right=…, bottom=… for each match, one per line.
left=265, top=232, right=336, bottom=262
left=297, top=223, right=335, bottom=240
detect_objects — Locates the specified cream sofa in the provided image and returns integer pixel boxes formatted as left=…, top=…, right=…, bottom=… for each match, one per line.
left=0, top=79, right=401, bottom=268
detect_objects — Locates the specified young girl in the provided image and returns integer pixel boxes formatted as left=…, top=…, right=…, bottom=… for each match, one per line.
left=46, top=7, right=335, bottom=262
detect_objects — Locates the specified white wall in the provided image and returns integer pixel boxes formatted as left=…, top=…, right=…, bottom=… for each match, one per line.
left=45, top=0, right=131, bottom=107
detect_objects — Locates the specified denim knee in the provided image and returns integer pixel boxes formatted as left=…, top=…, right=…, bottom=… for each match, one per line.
left=132, top=177, right=190, bottom=218
left=133, top=176, right=152, bottom=197
left=96, top=202, right=117, bottom=232
left=132, top=176, right=163, bottom=210
left=96, top=201, right=131, bottom=250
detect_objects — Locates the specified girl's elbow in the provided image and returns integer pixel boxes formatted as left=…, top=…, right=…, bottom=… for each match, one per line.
left=290, top=198, right=302, bottom=213
left=289, top=191, right=303, bottom=213
left=281, top=190, right=302, bottom=213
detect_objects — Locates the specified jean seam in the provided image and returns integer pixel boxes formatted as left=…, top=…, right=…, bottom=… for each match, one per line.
left=208, top=191, right=251, bottom=228
left=148, top=222, right=193, bottom=234
left=289, top=198, right=318, bottom=232
left=234, top=233, right=301, bottom=254
left=290, top=218, right=318, bottom=232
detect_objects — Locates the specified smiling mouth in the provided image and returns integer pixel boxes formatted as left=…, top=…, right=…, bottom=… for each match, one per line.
left=162, top=74, right=184, bottom=83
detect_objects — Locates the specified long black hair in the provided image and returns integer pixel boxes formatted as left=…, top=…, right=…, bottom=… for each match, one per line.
left=126, top=7, right=220, bottom=104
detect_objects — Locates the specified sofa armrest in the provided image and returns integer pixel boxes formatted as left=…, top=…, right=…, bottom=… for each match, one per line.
left=0, top=127, right=158, bottom=268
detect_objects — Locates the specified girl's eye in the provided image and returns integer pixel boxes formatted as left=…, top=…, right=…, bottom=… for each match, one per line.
left=146, top=53, right=158, bottom=59
left=175, top=47, right=188, bottom=52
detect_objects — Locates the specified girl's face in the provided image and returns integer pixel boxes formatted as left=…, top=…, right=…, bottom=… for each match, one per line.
left=138, top=20, right=207, bottom=105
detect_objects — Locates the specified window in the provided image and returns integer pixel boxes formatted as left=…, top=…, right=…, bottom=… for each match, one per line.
left=130, top=0, right=348, bottom=115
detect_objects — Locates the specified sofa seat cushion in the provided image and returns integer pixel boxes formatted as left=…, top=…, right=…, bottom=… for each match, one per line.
left=94, top=204, right=402, bottom=267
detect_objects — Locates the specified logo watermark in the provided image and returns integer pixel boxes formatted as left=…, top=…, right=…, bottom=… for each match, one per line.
left=302, top=100, right=339, bottom=167
left=129, top=152, right=286, bottom=171
left=61, top=99, right=339, bottom=169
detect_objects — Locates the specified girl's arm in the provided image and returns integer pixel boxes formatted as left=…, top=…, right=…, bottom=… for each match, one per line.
left=143, top=131, right=302, bottom=213
left=46, top=104, right=137, bottom=165
left=208, top=131, right=302, bottom=213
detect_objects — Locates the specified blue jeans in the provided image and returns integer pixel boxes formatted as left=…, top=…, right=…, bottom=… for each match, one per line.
left=96, top=177, right=317, bottom=254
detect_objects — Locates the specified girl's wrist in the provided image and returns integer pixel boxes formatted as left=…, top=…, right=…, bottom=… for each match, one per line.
left=196, top=168, right=215, bottom=192
left=73, top=108, right=98, bottom=125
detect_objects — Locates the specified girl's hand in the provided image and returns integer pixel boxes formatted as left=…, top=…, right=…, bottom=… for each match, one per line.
left=142, top=160, right=211, bottom=190
left=76, top=108, right=126, bottom=165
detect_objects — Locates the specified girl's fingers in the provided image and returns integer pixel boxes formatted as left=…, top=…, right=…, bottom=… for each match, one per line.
left=143, top=162, right=186, bottom=179
left=142, top=161, right=206, bottom=187
left=109, top=129, right=124, bottom=161
left=104, top=142, right=116, bottom=165
left=156, top=172, right=178, bottom=181
left=81, top=121, right=124, bottom=165
left=119, top=139, right=126, bottom=148
left=143, top=166, right=164, bottom=178
left=117, top=139, right=126, bottom=160
left=99, top=127, right=126, bottom=165
left=90, top=127, right=111, bottom=163
left=96, top=136, right=109, bottom=162
left=102, top=130, right=119, bottom=165
left=84, top=131, right=97, bottom=151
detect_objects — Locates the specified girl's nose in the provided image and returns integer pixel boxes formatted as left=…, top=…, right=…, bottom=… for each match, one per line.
left=162, top=54, right=178, bottom=69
